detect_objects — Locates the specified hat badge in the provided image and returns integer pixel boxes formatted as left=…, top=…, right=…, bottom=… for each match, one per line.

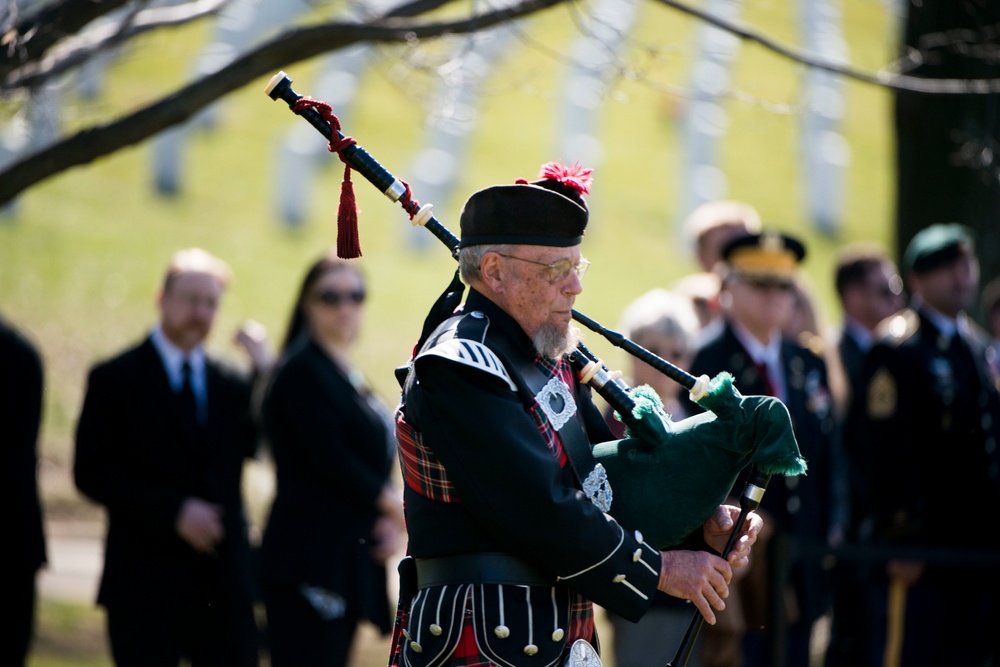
left=761, top=232, right=785, bottom=253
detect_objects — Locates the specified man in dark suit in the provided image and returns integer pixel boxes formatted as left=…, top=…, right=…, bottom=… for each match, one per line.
left=1, top=314, right=47, bottom=667
left=684, top=231, right=843, bottom=667
left=853, top=224, right=1000, bottom=667
left=74, top=248, right=261, bottom=667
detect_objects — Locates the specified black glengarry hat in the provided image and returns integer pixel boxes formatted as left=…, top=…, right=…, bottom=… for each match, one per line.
left=458, top=162, right=591, bottom=248
left=902, top=223, right=975, bottom=275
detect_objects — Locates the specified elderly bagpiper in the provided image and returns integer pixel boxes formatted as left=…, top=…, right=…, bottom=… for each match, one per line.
left=387, top=163, right=776, bottom=667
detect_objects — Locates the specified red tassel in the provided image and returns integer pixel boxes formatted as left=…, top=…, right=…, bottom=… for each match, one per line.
left=337, top=164, right=361, bottom=259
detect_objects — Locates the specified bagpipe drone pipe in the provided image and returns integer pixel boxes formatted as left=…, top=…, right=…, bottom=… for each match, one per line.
left=263, top=70, right=806, bottom=557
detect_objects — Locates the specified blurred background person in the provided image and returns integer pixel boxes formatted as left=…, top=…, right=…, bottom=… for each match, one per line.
left=257, top=250, right=405, bottom=667
left=681, top=200, right=763, bottom=348
left=782, top=276, right=824, bottom=351
left=604, top=287, right=758, bottom=667
left=984, top=276, right=1000, bottom=343
left=824, top=243, right=904, bottom=667
left=74, top=248, right=262, bottom=667
left=603, top=287, right=700, bottom=436
left=682, top=200, right=762, bottom=275
left=830, top=244, right=906, bottom=416
left=684, top=231, right=843, bottom=667
left=829, top=244, right=905, bottom=519
left=981, top=275, right=1000, bottom=390
left=853, top=224, right=1000, bottom=667
left=1, top=313, right=47, bottom=667
left=234, top=318, right=275, bottom=374
left=672, top=272, right=724, bottom=345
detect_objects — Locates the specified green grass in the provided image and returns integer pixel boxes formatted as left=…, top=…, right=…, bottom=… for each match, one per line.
left=3, top=1, right=896, bottom=664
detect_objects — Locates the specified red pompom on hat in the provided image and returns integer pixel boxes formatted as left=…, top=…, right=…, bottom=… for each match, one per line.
left=459, top=161, right=592, bottom=248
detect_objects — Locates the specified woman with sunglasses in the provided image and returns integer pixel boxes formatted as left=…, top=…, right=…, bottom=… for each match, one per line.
left=257, top=250, right=405, bottom=666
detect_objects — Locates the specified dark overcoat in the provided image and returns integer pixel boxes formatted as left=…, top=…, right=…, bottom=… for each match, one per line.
left=258, top=337, right=395, bottom=632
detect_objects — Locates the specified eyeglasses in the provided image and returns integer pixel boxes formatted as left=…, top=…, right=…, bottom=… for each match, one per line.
left=314, top=289, right=366, bottom=306
left=496, top=253, right=590, bottom=283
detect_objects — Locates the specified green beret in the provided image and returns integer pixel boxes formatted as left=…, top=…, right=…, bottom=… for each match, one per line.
left=902, top=223, right=976, bottom=275
left=458, top=163, right=591, bottom=248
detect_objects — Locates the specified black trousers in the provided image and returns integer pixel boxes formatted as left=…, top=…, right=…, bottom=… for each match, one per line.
left=106, top=587, right=259, bottom=667
left=7, top=569, right=37, bottom=667
left=262, top=580, right=358, bottom=667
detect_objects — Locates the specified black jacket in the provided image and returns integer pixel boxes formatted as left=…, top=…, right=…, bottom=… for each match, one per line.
left=399, top=289, right=661, bottom=617
left=74, top=337, right=259, bottom=617
left=854, top=308, right=1000, bottom=553
left=1, top=317, right=47, bottom=573
left=258, top=337, right=395, bottom=631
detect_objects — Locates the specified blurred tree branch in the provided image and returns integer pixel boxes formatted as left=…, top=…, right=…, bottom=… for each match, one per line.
left=0, top=0, right=562, bottom=204
left=655, top=0, right=1000, bottom=94
left=1, top=0, right=999, bottom=207
left=5, top=0, right=234, bottom=89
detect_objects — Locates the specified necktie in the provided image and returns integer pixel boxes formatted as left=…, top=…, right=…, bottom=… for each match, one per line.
left=754, top=359, right=777, bottom=397
left=178, top=360, right=200, bottom=434
left=949, top=333, right=979, bottom=389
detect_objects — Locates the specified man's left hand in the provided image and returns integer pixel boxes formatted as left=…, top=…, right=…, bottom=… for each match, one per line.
left=702, top=504, right=762, bottom=570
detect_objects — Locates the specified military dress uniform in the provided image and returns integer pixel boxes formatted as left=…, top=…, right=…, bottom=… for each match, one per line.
left=854, top=306, right=1000, bottom=667
left=390, top=289, right=665, bottom=667
left=685, top=319, right=839, bottom=666
left=824, top=321, right=880, bottom=667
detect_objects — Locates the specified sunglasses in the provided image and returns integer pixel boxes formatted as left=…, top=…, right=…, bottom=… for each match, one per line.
left=314, top=289, right=366, bottom=306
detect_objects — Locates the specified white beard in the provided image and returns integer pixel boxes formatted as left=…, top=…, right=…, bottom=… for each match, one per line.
left=533, top=322, right=579, bottom=360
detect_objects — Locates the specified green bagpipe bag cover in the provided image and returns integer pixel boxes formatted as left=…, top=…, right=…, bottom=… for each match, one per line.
left=592, top=372, right=807, bottom=549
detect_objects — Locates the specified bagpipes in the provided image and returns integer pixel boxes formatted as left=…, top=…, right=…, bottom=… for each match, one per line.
left=265, top=71, right=805, bottom=665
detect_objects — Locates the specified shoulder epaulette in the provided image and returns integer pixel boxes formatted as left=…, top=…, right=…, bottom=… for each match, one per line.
left=417, top=311, right=517, bottom=391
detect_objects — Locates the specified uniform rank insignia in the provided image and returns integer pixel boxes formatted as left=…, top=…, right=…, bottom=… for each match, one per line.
left=582, top=463, right=613, bottom=512
left=867, top=367, right=896, bottom=419
left=536, top=376, right=576, bottom=431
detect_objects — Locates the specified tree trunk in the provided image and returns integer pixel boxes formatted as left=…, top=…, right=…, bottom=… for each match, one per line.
left=894, top=0, right=1000, bottom=323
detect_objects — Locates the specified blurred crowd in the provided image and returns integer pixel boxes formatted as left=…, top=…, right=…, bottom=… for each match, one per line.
left=6, top=204, right=1000, bottom=667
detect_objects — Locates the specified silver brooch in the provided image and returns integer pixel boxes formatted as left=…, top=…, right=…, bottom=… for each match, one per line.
left=536, top=376, right=576, bottom=431
left=582, top=463, right=613, bottom=512
left=565, top=639, right=604, bottom=667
